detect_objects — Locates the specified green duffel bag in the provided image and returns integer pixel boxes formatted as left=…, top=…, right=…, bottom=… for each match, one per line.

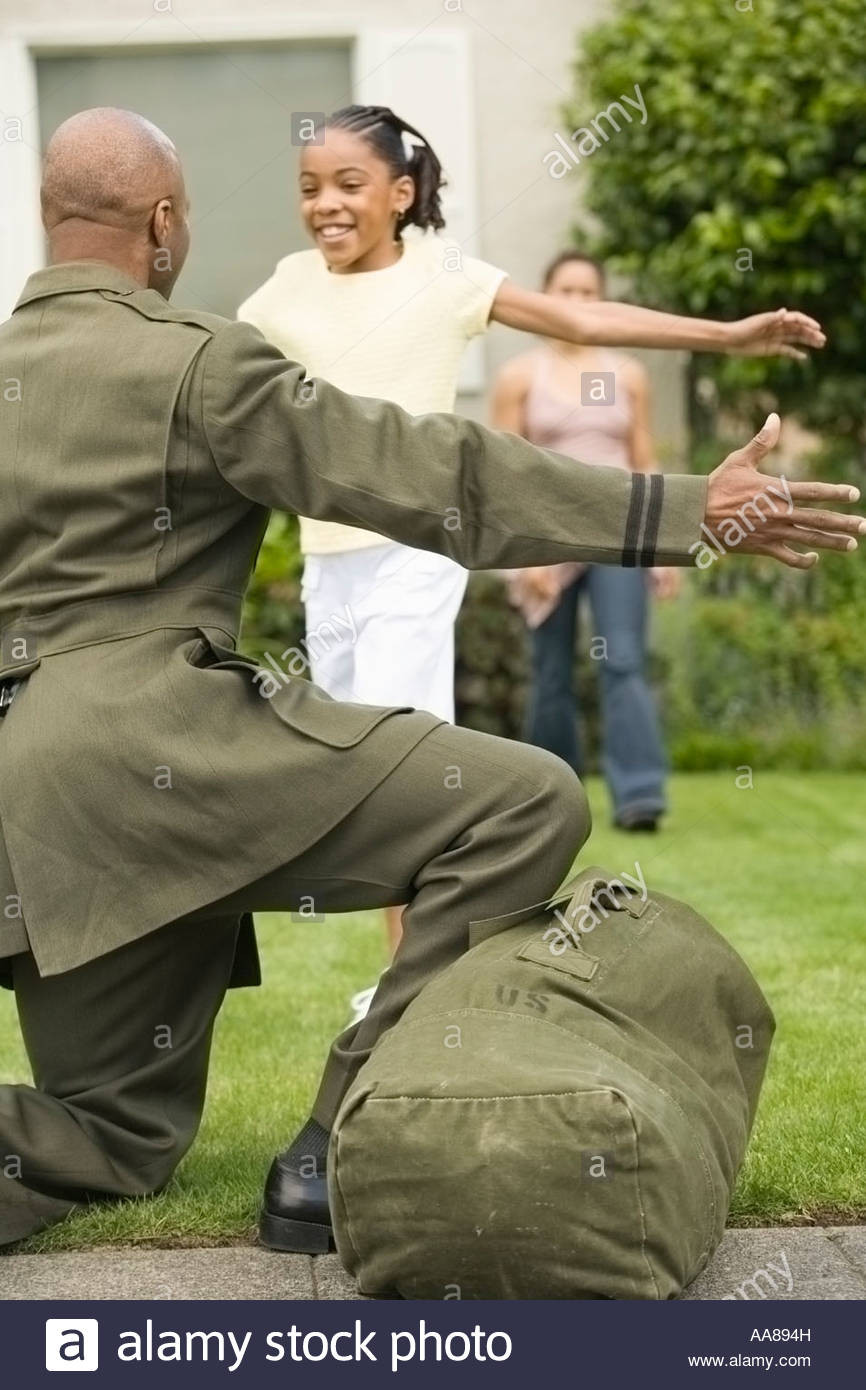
left=329, top=864, right=774, bottom=1300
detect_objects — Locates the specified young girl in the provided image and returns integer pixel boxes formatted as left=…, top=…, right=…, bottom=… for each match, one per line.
left=238, top=103, right=822, bottom=975
left=494, top=250, right=679, bottom=831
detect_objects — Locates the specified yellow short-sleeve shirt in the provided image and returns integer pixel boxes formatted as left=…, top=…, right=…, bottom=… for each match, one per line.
left=237, top=229, right=508, bottom=555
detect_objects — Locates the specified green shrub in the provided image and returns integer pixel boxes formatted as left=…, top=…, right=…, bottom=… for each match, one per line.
left=241, top=512, right=304, bottom=665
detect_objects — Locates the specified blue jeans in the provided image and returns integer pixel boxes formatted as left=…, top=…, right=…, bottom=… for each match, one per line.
left=524, top=566, right=667, bottom=821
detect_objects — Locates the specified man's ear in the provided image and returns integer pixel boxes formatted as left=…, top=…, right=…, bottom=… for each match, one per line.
left=151, top=197, right=173, bottom=246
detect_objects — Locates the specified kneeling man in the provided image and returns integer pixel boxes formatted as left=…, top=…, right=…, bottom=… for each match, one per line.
left=0, top=108, right=860, bottom=1254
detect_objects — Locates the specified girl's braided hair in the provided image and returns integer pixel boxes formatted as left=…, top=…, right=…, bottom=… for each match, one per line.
left=321, top=105, right=446, bottom=236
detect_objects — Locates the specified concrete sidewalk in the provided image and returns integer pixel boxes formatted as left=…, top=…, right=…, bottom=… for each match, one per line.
left=1, top=1227, right=864, bottom=1300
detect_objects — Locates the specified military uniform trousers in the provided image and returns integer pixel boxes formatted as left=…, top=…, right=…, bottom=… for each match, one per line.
left=0, top=716, right=589, bottom=1246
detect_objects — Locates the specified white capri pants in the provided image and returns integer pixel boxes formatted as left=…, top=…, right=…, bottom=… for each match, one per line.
left=301, top=542, right=468, bottom=723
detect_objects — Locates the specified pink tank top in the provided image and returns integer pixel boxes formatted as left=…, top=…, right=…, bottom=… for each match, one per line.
left=523, top=348, right=633, bottom=470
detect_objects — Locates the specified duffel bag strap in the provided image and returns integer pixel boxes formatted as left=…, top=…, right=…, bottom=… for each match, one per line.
left=468, top=866, right=648, bottom=951
left=563, top=866, right=650, bottom=922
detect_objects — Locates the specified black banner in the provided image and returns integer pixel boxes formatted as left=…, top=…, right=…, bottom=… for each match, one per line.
left=1, top=1298, right=855, bottom=1387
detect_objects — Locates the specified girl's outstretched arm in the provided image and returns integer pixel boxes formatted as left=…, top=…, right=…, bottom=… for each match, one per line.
left=489, top=280, right=825, bottom=360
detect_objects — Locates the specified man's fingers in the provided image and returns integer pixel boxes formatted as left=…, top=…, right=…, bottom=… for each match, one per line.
left=778, top=345, right=808, bottom=361
left=788, top=480, right=861, bottom=504
left=733, top=413, right=782, bottom=469
left=785, top=528, right=857, bottom=552
left=755, top=542, right=820, bottom=570
left=788, top=507, right=866, bottom=535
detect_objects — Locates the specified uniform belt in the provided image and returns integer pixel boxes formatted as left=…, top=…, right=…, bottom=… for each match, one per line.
left=0, top=587, right=242, bottom=682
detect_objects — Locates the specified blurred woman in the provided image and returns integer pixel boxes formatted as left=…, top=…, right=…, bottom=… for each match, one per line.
left=492, top=252, right=680, bottom=831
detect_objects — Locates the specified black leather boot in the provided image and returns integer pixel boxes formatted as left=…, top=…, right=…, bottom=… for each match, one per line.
left=259, top=1119, right=335, bottom=1254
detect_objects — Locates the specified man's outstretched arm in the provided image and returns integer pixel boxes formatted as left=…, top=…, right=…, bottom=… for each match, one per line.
left=201, top=322, right=863, bottom=572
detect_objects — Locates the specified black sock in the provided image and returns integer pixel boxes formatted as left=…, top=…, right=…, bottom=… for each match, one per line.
left=285, top=1117, right=330, bottom=1176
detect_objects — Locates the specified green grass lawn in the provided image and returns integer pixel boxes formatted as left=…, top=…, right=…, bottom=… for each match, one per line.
left=2, top=771, right=864, bottom=1251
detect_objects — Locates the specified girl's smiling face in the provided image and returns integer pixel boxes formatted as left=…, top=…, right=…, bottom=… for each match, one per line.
left=299, top=128, right=414, bottom=273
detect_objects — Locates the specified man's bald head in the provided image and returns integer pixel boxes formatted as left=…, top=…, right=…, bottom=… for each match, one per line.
left=42, top=108, right=190, bottom=297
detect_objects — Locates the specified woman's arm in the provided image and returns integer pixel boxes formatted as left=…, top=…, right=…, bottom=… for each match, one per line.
left=489, top=355, right=532, bottom=434
left=490, top=355, right=563, bottom=603
left=490, top=280, right=825, bottom=360
left=621, top=358, right=656, bottom=474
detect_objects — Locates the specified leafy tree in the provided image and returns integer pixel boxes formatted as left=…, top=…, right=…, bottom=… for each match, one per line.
left=554, top=0, right=866, bottom=768
left=567, top=0, right=866, bottom=452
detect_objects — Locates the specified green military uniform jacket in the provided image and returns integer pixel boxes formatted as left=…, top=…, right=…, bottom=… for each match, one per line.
left=0, top=262, right=707, bottom=984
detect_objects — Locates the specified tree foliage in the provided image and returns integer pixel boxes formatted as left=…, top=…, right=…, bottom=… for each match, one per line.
left=568, top=0, right=866, bottom=444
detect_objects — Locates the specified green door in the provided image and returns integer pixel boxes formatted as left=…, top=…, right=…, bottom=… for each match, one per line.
left=37, top=43, right=353, bottom=317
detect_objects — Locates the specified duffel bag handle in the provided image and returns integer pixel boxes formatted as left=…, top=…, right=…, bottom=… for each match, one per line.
left=468, top=866, right=647, bottom=949
left=563, top=867, right=650, bottom=922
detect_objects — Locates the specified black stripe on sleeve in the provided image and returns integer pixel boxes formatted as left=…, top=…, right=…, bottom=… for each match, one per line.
left=639, top=473, right=664, bottom=566
left=621, top=473, right=646, bottom=566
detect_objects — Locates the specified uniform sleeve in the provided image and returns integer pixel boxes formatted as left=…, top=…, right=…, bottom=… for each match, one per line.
left=199, top=319, right=706, bottom=569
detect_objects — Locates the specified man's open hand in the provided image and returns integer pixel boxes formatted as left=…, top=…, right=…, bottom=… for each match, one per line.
left=705, top=414, right=864, bottom=570
left=725, top=309, right=826, bottom=361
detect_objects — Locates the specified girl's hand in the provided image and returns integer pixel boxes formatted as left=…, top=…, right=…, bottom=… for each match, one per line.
left=724, top=308, right=825, bottom=361
left=649, top=567, right=681, bottom=600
